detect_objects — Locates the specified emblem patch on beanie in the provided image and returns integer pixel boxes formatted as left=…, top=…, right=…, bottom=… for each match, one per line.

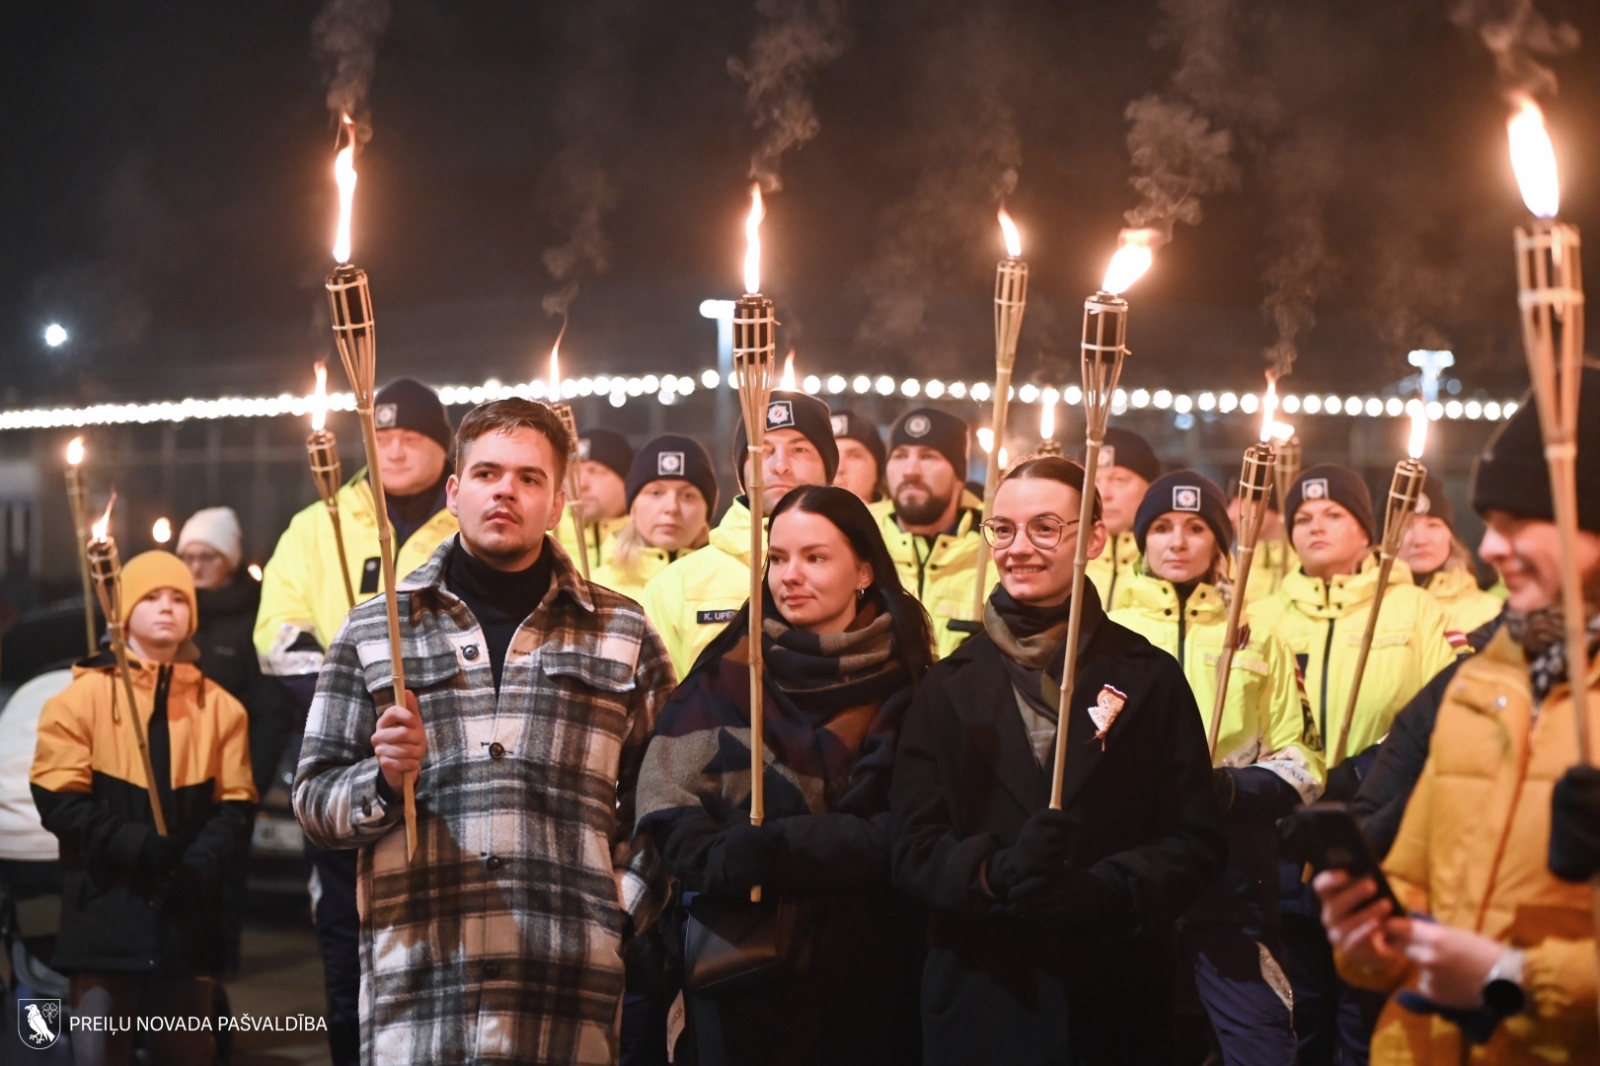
left=1101, top=445, right=1117, bottom=470
left=1416, top=492, right=1431, bottom=515
left=1173, top=486, right=1201, bottom=512
left=658, top=451, right=684, bottom=476
left=578, top=438, right=592, bottom=461
left=375, top=403, right=398, bottom=429
left=766, top=400, right=795, bottom=429
left=831, top=414, right=848, bottom=437
left=1303, top=478, right=1328, bottom=500
left=905, top=414, right=932, bottom=438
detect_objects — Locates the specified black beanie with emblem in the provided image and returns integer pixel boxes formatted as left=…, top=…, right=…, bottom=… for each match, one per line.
left=1473, top=372, right=1600, bottom=534
left=732, top=390, right=839, bottom=490
left=1413, top=475, right=1456, bottom=531
left=1285, top=464, right=1376, bottom=543
left=1078, top=426, right=1161, bottom=485
left=829, top=409, right=887, bottom=477
left=578, top=429, right=634, bottom=481
left=1134, top=470, right=1234, bottom=556
left=375, top=378, right=454, bottom=456
left=889, top=407, right=970, bottom=475
left=626, top=435, right=719, bottom=513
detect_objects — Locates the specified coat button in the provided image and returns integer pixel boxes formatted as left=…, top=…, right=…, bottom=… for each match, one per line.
left=483, top=962, right=501, bottom=978
left=463, top=644, right=480, bottom=661
left=486, top=855, right=503, bottom=872
left=489, top=742, right=506, bottom=759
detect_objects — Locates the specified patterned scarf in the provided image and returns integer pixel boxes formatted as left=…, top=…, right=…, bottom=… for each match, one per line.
left=983, top=584, right=1104, bottom=766
left=1505, top=606, right=1600, bottom=701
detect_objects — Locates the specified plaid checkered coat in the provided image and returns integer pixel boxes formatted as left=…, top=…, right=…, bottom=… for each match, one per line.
left=294, top=537, right=675, bottom=1065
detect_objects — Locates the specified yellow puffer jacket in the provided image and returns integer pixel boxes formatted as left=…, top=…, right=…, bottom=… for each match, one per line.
left=1338, top=630, right=1600, bottom=1065
left=1111, top=574, right=1324, bottom=797
left=1087, top=530, right=1142, bottom=611
left=872, top=491, right=996, bottom=659
left=1244, top=539, right=1298, bottom=604
left=591, top=540, right=686, bottom=602
left=555, top=513, right=629, bottom=575
left=638, top=500, right=758, bottom=678
left=253, top=471, right=457, bottom=673
left=1247, top=557, right=1458, bottom=759
left=1418, top=566, right=1504, bottom=643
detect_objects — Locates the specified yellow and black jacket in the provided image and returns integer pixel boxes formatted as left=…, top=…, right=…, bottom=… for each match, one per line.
left=30, top=653, right=257, bottom=973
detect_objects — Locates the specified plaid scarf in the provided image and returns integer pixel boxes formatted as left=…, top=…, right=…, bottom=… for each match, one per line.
left=983, top=584, right=1104, bottom=766
left=1506, top=606, right=1600, bottom=701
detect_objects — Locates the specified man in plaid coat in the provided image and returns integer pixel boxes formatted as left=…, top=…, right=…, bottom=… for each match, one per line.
left=295, top=398, right=676, bottom=1065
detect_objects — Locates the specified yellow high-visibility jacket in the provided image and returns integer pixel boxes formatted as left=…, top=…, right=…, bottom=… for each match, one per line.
left=1417, top=565, right=1503, bottom=643
left=1244, top=539, right=1298, bottom=604
left=1247, top=557, right=1458, bottom=761
left=253, top=471, right=457, bottom=673
left=1111, top=574, right=1325, bottom=798
left=638, top=500, right=758, bottom=678
left=555, top=513, right=629, bottom=575
left=592, top=542, right=685, bottom=602
left=872, top=491, right=996, bottom=659
left=1339, top=630, right=1600, bottom=1065
left=1087, top=530, right=1142, bottom=611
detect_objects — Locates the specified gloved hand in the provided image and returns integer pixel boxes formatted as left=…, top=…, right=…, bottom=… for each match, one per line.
left=986, top=808, right=1078, bottom=898
left=137, top=831, right=184, bottom=879
left=1323, top=759, right=1363, bottom=804
left=1550, top=764, right=1600, bottom=883
left=1005, top=868, right=1105, bottom=928
left=705, top=821, right=787, bottom=898
left=1212, top=768, right=1238, bottom=814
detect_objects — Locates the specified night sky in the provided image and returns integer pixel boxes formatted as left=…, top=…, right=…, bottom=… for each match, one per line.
left=3, top=0, right=1596, bottom=409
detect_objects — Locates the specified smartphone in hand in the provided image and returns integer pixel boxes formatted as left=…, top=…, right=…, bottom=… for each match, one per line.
left=1279, top=803, right=1403, bottom=913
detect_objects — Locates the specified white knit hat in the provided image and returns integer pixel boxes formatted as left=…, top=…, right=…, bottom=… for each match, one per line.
left=177, top=506, right=243, bottom=569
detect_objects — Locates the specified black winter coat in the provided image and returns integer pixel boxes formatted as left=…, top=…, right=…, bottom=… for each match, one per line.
left=890, top=621, right=1228, bottom=1066
left=194, top=577, right=300, bottom=793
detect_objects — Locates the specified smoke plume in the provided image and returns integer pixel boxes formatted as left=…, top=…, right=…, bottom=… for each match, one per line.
left=730, top=0, right=849, bottom=191
left=1451, top=0, right=1579, bottom=98
left=311, top=0, right=392, bottom=128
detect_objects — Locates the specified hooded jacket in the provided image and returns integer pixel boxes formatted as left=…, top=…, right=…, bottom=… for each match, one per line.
left=1247, top=557, right=1458, bottom=759
left=556, top=513, right=629, bottom=575
left=639, top=499, right=761, bottom=678
left=30, top=654, right=257, bottom=973
left=1418, top=566, right=1504, bottom=644
left=1086, top=530, right=1142, bottom=611
left=872, top=490, right=995, bottom=659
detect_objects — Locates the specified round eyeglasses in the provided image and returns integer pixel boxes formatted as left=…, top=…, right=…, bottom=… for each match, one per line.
left=979, top=516, right=1078, bottom=550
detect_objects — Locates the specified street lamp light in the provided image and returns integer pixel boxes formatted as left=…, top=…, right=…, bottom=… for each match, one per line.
left=43, top=324, right=68, bottom=348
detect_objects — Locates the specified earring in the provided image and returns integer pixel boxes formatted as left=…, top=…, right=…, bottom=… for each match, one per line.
left=857, top=587, right=868, bottom=601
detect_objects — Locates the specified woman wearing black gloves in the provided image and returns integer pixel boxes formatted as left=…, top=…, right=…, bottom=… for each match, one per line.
left=633, top=485, right=933, bottom=1066
left=890, top=456, right=1227, bottom=1065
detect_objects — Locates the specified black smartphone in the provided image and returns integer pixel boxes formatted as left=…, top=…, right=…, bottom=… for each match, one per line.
left=1278, top=803, right=1404, bottom=913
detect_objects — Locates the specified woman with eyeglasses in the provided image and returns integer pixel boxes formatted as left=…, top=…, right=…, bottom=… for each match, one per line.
left=632, top=485, right=933, bottom=1066
left=890, top=456, right=1227, bottom=1066
left=1108, top=471, right=1323, bottom=1066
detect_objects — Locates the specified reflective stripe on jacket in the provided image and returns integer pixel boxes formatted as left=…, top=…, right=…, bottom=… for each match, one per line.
left=1087, top=530, right=1142, bottom=611
left=872, top=491, right=995, bottom=659
left=638, top=499, right=758, bottom=678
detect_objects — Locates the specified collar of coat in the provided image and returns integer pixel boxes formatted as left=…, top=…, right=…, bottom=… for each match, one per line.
left=707, top=497, right=756, bottom=563
left=399, top=534, right=595, bottom=615
left=1120, top=574, right=1228, bottom=625
left=1107, top=530, right=1142, bottom=567
left=1421, top=565, right=1480, bottom=602
left=1280, top=553, right=1415, bottom=620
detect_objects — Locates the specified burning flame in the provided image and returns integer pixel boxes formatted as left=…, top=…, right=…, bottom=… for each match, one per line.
left=332, top=116, right=358, bottom=263
left=1102, top=228, right=1158, bottom=295
left=1408, top=408, right=1429, bottom=460
left=998, top=207, right=1022, bottom=259
left=1039, top=389, right=1056, bottom=440
left=548, top=317, right=568, bottom=398
left=780, top=351, right=797, bottom=391
left=151, top=517, right=172, bottom=544
left=66, top=436, right=84, bottom=467
left=977, top=427, right=995, bottom=455
left=311, top=362, right=329, bottom=432
left=91, top=492, right=115, bottom=543
left=1508, top=95, right=1560, bottom=219
left=1258, top=379, right=1295, bottom=443
left=743, top=184, right=764, bottom=295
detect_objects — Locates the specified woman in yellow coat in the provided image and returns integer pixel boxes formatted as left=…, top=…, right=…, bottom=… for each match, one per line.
left=1398, top=475, right=1504, bottom=646
left=1111, top=471, right=1323, bottom=1066
left=590, top=435, right=717, bottom=600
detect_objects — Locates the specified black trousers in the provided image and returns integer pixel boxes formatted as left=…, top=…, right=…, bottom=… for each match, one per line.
left=307, top=840, right=361, bottom=1066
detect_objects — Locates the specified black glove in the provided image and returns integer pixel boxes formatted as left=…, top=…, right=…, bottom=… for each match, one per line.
left=137, top=831, right=184, bottom=879
left=986, top=808, right=1078, bottom=898
left=1323, top=759, right=1363, bottom=804
left=1212, top=768, right=1238, bottom=814
left=705, top=822, right=787, bottom=898
left=1005, top=868, right=1105, bottom=927
left=1550, top=765, right=1600, bottom=883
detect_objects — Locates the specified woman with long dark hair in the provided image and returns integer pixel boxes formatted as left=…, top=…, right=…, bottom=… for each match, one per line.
left=633, top=485, right=932, bottom=1066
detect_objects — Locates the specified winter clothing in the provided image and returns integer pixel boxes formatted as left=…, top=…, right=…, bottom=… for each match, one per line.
left=556, top=512, right=629, bottom=575
left=890, top=582, right=1228, bottom=1065
left=29, top=653, right=257, bottom=974
left=591, top=542, right=692, bottom=602
left=625, top=434, right=718, bottom=513
left=177, top=506, right=243, bottom=570
left=1244, top=540, right=1297, bottom=603
left=635, top=593, right=922, bottom=1066
left=639, top=499, right=760, bottom=679
left=1550, top=764, right=1600, bottom=884
left=1339, top=628, right=1600, bottom=1064
left=1472, top=371, right=1600, bottom=533
left=1418, top=566, right=1504, bottom=643
left=1086, top=530, right=1143, bottom=611
left=293, top=536, right=675, bottom=1065
left=732, top=391, right=839, bottom=488
left=1079, top=427, right=1162, bottom=485
left=120, top=551, right=197, bottom=639
left=372, top=377, right=454, bottom=457
left=1134, top=470, right=1234, bottom=556
left=872, top=489, right=994, bottom=659
left=0, top=670, right=72, bottom=861
left=831, top=409, right=886, bottom=477
left=889, top=407, right=970, bottom=476
left=1286, top=465, right=1377, bottom=543
left=579, top=428, right=635, bottom=481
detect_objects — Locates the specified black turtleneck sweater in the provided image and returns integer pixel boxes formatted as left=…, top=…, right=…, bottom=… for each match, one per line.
left=383, top=472, right=450, bottom=550
left=446, top=538, right=554, bottom=690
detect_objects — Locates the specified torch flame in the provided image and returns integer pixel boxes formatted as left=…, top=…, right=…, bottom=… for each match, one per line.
left=780, top=351, right=797, bottom=391
left=743, top=184, right=764, bottom=295
left=332, top=116, right=358, bottom=263
left=66, top=436, right=84, bottom=467
left=1039, top=389, right=1056, bottom=440
left=548, top=317, right=568, bottom=398
left=311, top=362, right=329, bottom=431
left=1259, top=378, right=1295, bottom=442
left=1408, top=408, right=1429, bottom=460
left=91, top=492, right=115, bottom=542
left=1508, top=94, right=1560, bottom=219
left=998, top=207, right=1022, bottom=259
left=977, top=427, right=995, bottom=455
left=1102, top=228, right=1158, bottom=295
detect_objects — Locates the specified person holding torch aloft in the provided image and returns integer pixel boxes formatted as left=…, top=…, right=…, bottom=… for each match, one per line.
left=1109, top=470, right=1322, bottom=1066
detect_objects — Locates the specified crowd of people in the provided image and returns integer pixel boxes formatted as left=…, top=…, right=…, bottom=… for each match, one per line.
left=6, top=370, right=1600, bottom=1066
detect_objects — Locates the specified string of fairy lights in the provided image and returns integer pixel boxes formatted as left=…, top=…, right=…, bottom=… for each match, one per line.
left=0, top=369, right=1518, bottom=432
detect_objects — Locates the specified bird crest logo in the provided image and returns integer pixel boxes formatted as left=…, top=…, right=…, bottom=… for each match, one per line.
left=19, top=999, right=62, bottom=1048
left=1173, top=486, right=1201, bottom=512
left=658, top=451, right=684, bottom=476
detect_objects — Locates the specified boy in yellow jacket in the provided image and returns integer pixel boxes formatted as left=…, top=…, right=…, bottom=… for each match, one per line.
left=32, top=551, right=256, bottom=1066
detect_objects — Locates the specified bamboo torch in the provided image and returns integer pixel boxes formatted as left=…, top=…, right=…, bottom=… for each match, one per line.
left=1050, top=230, right=1155, bottom=809
left=64, top=437, right=97, bottom=657
left=734, top=184, right=778, bottom=903
left=85, top=495, right=167, bottom=836
left=1209, top=435, right=1278, bottom=759
left=1330, top=411, right=1428, bottom=767
left=972, top=209, right=1030, bottom=617
left=545, top=325, right=590, bottom=581
left=324, top=117, right=418, bottom=861
left=1037, top=388, right=1062, bottom=459
left=306, top=362, right=356, bottom=611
